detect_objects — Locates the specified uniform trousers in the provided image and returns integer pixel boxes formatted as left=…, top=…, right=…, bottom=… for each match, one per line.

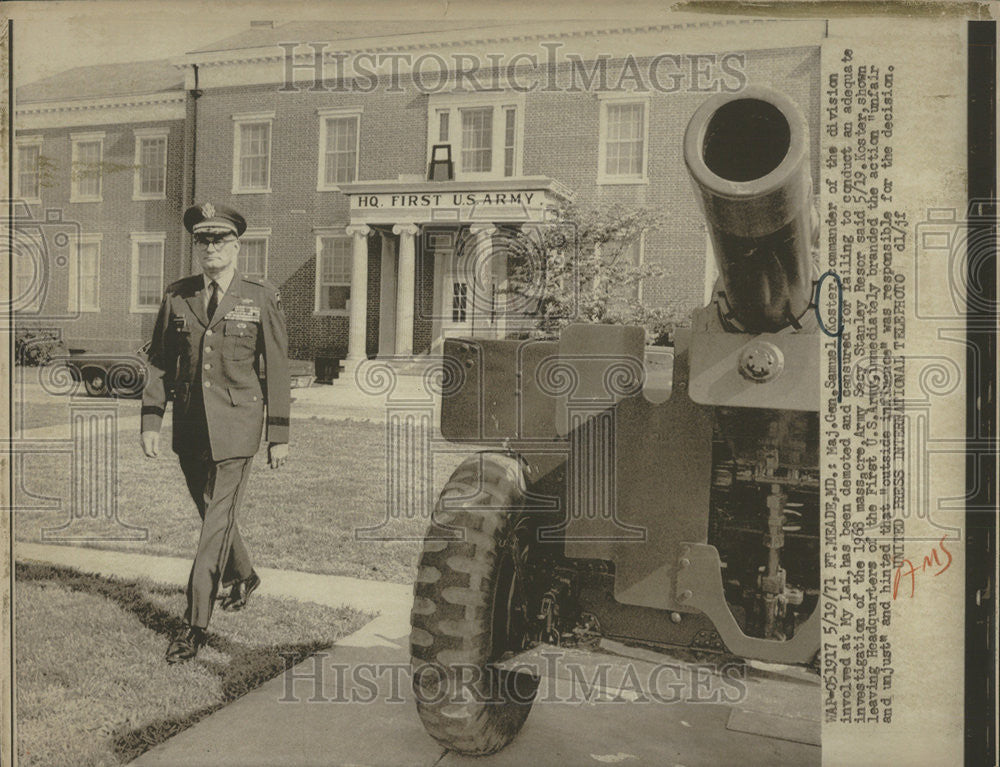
left=177, top=385, right=256, bottom=629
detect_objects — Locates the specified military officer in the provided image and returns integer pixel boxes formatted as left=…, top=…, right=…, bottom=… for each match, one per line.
left=141, top=202, right=290, bottom=663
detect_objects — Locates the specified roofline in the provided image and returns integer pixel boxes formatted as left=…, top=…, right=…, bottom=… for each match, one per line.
left=187, top=21, right=516, bottom=56
left=14, top=18, right=824, bottom=108
left=16, top=90, right=186, bottom=114
left=182, top=18, right=811, bottom=68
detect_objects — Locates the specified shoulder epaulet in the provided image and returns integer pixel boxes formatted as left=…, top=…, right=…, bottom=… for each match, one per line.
left=241, top=274, right=278, bottom=292
left=166, top=274, right=200, bottom=292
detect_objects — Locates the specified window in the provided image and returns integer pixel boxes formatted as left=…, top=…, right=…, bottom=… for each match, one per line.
left=503, top=107, right=517, bottom=177
left=15, top=137, right=43, bottom=203
left=238, top=231, right=269, bottom=280
left=460, top=107, right=492, bottom=173
left=239, top=124, right=270, bottom=189
left=426, top=93, right=524, bottom=180
left=451, top=281, right=468, bottom=323
left=317, top=108, right=361, bottom=190
left=130, top=233, right=165, bottom=312
left=315, top=235, right=352, bottom=314
left=69, top=234, right=102, bottom=312
left=71, top=132, right=105, bottom=202
left=437, top=110, right=450, bottom=142
left=134, top=128, right=168, bottom=199
left=14, top=257, right=34, bottom=301
left=598, top=98, right=649, bottom=184
left=13, top=241, right=40, bottom=312
left=232, top=112, right=274, bottom=193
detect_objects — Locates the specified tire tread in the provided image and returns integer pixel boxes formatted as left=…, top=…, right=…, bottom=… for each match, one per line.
left=410, top=452, right=537, bottom=755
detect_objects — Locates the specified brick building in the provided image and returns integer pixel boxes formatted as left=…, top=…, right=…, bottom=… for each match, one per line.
left=13, top=59, right=190, bottom=352
left=14, top=19, right=823, bottom=365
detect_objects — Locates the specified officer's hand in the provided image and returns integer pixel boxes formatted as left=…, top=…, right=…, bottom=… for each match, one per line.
left=141, top=431, right=160, bottom=458
left=268, top=442, right=289, bottom=469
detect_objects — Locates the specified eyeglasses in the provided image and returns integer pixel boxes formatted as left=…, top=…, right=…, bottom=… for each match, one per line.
left=194, top=233, right=237, bottom=247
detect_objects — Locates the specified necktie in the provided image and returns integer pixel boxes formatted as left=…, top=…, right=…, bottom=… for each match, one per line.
left=207, top=280, right=219, bottom=320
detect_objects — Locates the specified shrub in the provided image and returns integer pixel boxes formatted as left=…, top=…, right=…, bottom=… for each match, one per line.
left=502, top=202, right=693, bottom=345
left=15, top=328, right=66, bottom=366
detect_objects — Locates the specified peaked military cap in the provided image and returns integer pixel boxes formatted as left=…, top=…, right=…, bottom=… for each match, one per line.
left=184, top=202, right=247, bottom=237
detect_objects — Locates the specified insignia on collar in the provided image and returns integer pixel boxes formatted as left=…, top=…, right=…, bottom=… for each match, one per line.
left=201, top=203, right=216, bottom=218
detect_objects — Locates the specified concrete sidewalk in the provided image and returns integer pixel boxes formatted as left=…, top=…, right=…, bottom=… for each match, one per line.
left=289, top=377, right=442, bottom=424
left=16, top=542, right=821, bottom=767
left=16, top=542, right=411, bottom=647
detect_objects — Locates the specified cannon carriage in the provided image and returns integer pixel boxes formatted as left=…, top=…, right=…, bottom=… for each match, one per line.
left=409, top=86, right=822, bottom=755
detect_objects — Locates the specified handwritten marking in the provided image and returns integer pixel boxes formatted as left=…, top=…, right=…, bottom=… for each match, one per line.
left=892, top=535, right=952, bottom=599
left=814, top=270, right=844, bottom=402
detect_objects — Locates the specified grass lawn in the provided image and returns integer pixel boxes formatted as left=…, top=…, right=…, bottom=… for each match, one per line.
left=14, top=414, right=469, bottom=584
left=15, top=561, right=370, bottom=767
left=12, top=398, right=74, bottom=431
left=10, top=379, right=142, bottom=432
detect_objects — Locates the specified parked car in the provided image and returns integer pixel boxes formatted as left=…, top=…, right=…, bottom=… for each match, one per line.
left=55, top=343, right=153, bottom=398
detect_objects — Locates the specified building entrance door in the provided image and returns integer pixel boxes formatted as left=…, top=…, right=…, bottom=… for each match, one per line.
left=441, top=258, right=475, bottom=338
left=424, top=227, right=473, bottom=342
left=427, top=225, right=503, bottom=347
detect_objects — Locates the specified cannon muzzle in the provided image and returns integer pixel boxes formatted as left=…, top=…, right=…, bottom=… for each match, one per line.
left=684, top=86, right=814, bottom=333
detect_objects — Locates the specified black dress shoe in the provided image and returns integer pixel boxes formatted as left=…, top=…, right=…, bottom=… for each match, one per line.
left=221, top=570, right=260, bottom=612
left=166, top=626, right=206, bottom=664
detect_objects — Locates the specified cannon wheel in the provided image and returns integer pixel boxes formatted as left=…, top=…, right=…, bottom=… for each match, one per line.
left=82, top=367, right=108, bottom=397
left=410, top=453, right=540, bottom=756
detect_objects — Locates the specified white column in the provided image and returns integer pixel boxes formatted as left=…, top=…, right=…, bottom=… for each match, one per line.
left=468, top=223, right=496, bottom=337
left=377, top=232, right=397, bottom=357
left=392, top=223, right=419, bottom=356
left=346, top=224, right=371, bottom=362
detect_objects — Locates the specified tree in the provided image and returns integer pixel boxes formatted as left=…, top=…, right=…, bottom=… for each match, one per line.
left=502, top=201, right=690, bottom=345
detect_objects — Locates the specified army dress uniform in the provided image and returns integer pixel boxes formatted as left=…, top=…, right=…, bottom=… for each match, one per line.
left=142, top=211, right=289, bottom=638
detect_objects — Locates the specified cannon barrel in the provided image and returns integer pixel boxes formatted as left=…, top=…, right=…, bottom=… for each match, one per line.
left=684, top=86, right=814, bottom=333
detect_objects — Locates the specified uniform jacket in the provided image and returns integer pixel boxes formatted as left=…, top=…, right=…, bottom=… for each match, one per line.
left=141, top=271, right=290, bottom=460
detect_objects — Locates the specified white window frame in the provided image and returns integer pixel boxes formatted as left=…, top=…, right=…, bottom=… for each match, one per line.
left=597, top=95, right=650, bottom=186
left=231, top=111, right=275, bottom=194
left=313, top=233, right=352, bottom=317
left=317, top=107, right=362, bottom=191
left=133, top=127, right=169, bottom=200
left=68, top=233, right=102, bottom=312
left=70, top=131, right=105, bottom=202
left=238, top=227, right=271, bottom=280
left=14, top=136, right=44, bottom=205
left=13, top=237, right=43, bottom=312
left=130, top=232, right=166, bottom=313
left=426, top=92, right=525, bottom=181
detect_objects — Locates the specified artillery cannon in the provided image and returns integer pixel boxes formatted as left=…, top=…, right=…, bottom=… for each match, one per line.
left=409, top=86, right=821, bottom=755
